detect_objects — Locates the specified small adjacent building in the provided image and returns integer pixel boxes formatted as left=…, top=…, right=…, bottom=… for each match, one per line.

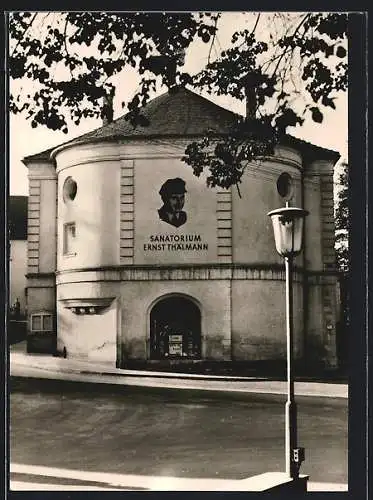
left=22, top=88, right=340, bottom=370
left=8, top=196, right=28, bottom=344
left=9, top=196, right=28, bottom=317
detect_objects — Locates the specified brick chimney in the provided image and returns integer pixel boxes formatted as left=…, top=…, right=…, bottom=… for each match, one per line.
left=245, top=83, right=257, bottom=119
left=101, top=88, right=115, bottom=126
left=243, top=70, right=258, bottom=119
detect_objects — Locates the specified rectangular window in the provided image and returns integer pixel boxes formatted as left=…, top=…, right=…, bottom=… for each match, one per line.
left=63, top=222, right=76, bottom=255
left=31, top=313, right=53, bottom=332
left=31, top=315, right=42, bottom=331
left=42, top=315, right=52, bottom=331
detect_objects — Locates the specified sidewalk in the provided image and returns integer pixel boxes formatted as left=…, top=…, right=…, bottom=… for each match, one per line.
left=9, top=463, right=347, bottom=492
left=9, top=342, right=348, bottom=398
left=9, top=342, right=348, bottom=493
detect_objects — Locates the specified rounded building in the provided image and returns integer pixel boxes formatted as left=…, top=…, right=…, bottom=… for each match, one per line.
left=23, top=88, right=340, bottom=372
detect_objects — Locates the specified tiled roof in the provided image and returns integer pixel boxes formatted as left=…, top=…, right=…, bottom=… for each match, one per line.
left=9, top=196, right=28, bottom=240
left=73, top=87, right=238, bottom=141
left=23, top=87, right=340, bottom=164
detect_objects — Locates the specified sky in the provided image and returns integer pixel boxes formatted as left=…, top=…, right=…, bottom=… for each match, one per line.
left=9, top=12, right=348, bottom=196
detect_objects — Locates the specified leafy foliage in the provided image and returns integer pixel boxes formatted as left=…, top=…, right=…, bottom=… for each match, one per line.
left=334, top=160, right=349, bottom=362
left=335, top=161, right=349, bottom=273
left=9, top=12, right=219, bottom=130
left=182, top=117, right=279, bottom=196
left=9, top=11, right=347, bottom=190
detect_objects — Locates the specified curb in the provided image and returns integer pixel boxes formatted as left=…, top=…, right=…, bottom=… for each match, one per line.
left=9, top=353, right=347, bottom=383
left=9, top=348, right=348, bottom=399
left=9, top=464, right=348, bottom=492
left=10, top=366, right=349, bottom=399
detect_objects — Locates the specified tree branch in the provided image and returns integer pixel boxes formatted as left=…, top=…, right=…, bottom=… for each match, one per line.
left=207, top=14, right=220, bottom=64
left=10, top=12, right=38, bottom=57
left=260, top=46, right=293, bottom=72
left=234, top=12, right=261, bottom=51
left=63, top=14, right=74, bottom=79
left=271, top=13, right=311, bottom=79
left=250, top=13, right=261, bottom=37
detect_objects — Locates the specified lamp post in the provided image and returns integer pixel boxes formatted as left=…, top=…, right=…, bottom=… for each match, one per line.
left=267, top=205, right=309, bottom=479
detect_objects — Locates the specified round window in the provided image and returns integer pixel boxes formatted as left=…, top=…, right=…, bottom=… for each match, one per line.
left=276, top=172, right=294, bottom=201
left=63, top=177, right=77, bottom=202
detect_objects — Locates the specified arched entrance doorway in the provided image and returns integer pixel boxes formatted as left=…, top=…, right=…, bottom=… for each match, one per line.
left=150, top=296, right=201, bottom=360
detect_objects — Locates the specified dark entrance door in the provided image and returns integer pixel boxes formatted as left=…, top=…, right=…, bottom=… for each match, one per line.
left=150, top=296, right=201, bottom=360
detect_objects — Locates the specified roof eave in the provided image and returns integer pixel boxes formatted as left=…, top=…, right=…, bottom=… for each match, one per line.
left=49, top=131, right=238, bottom=159
left=284, top=135, right=340, bottom=164
left=47, top=131, right=340, bottom=165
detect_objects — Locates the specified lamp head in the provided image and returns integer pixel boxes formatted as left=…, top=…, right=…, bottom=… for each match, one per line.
left=267, top=207, right=309, bottom=257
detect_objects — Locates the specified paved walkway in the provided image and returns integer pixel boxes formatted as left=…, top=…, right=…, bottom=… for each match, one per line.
left=9, top=342, right=348, bottom=398
left=9, top=342, right=348, bottom=492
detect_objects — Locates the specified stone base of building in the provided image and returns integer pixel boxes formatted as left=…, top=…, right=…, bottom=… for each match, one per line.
left=122, top=358, right=286, bottom=374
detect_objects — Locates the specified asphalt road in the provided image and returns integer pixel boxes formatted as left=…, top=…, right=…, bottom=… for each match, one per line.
left=10, top=378, right=347, bottom=485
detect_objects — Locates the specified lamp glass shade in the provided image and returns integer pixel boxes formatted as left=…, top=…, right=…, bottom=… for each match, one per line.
left=267, top=207, right=309, bottom=257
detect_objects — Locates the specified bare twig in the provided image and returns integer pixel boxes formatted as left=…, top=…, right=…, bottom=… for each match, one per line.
left=280, top=50, right=293, bottom=94
left=271, top=13, right=310, bottom=79
left=207, top=14, right=220, bottom=64
left=289, top=55, right=301, bottom=93
left=250, top=13, right=261, bottom=37
left=38, top=12, right=52, bottom=30
left=63, top=14, right=74, bottom=79
left=234, top=12, right=261, bottom=51
left=261, top=47, right=293, bottom=72
left=215, top=33, right=223, bottom=53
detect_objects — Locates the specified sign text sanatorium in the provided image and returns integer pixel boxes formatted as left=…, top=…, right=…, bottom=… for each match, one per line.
left=144, top=234, right=208, bottom=251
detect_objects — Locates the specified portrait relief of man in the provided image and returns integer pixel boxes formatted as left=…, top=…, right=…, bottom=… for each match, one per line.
left=158, top=178, right=187, bottom=228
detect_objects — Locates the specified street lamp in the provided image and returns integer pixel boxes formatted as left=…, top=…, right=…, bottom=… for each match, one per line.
left=267, top=204, right=309, bottom=479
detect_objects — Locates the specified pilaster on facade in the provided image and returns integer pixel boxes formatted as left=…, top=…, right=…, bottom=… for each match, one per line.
left=25, top=159, right=58, bottom=320
left=27, top=179, right=41, bottom=274
left=304, top=159, right=336, bottom=270
left=217, top=190, right=232, bottom=264
left=319, top=170, right=337, bottom=367
left=120, top=159, right=135, bottom=265
left=304, top=158, right=338, bottom=368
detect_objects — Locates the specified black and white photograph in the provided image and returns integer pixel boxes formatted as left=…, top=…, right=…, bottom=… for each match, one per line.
left=6, top=10, right=360, bottom=494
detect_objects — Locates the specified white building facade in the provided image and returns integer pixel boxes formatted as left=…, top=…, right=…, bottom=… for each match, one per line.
left=23, top=89, right=340, bottom=371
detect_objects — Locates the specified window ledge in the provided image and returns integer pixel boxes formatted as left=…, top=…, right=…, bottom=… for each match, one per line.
left=60, top=297, right=115, bottom=315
